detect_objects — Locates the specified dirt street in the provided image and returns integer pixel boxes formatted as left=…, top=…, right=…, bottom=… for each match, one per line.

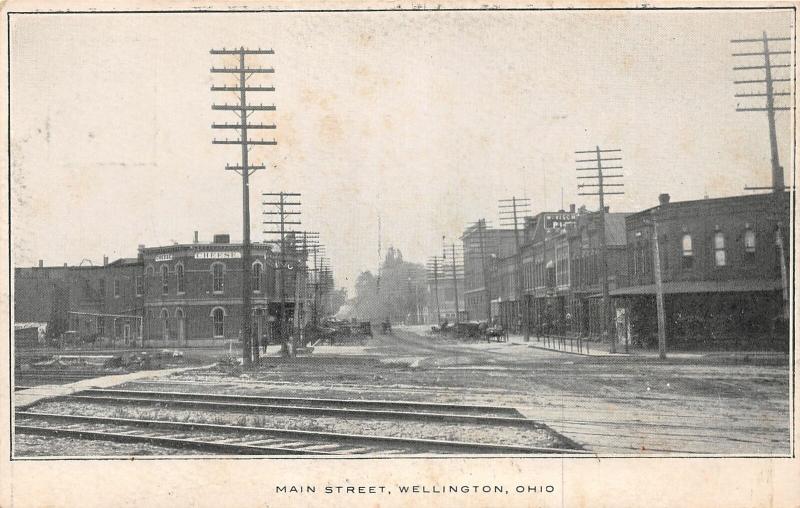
left=201, top=327, right=789, bottom=456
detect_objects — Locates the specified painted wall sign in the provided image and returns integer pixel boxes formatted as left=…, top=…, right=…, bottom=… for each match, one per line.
left=154, top=254, right=173, bottom=262
left=194, top=251, right=242, bottom=260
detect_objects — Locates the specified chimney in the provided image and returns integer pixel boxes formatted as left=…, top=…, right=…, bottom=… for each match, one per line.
left=569, top=203, right=575, bottom=213
left=658, top=193, right=671, bottom=206
left=63, top=262, right=68, bottom=267
left=103, top=255, right=108, bottom=266
left=38, top=260, right=43, bottom=268
left=603, top=206, right=610, bottom=213
left=194, top=231, right=199, bottom=244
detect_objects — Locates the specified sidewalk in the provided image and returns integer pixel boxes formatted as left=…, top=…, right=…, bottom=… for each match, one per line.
left=15, top=364, right=214, bottom=409
left=505, top=333, right=789, bottom=363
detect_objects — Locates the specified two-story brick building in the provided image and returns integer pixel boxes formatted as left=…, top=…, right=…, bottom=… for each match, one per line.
left=611, top=191, right=791, bottom=350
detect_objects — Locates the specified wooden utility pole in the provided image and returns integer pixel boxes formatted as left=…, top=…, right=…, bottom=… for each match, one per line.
left=427, top=256, right=443, bottom=324
left=444, top=243, right=464, bottom=324
left=499, top=197, right=531, bottom=340
left=732, top=32, right=792, bottom=320
left=263, top=192, right=301, bottom=356
left=210, top=47, right=276, bottom=367
left=648, top=213, right=667, bottom=359
left=576, top=147, right=624, bottom=353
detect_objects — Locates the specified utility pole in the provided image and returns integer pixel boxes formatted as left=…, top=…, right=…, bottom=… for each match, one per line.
left=426, top=256, right=443, bottom=325
left=576, top=147, right=624, bottom=353
left=298, top=231, right=319, bottom=347
left=499, top=197, right=531, bottom=340
left=263, top=192, right=301, bottom=357
left=647, top=212, right=667, bottom=359
left=210, top=47, right=276, bottom=367
left=732, top=32, right=792, bottom=193
left=732, top=32, right=792, bottom=321
left=443, top=242, right=464, bottom=325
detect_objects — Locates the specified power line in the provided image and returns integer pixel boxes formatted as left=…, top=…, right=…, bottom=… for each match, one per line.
left=498, top=197, right=532, bottom=340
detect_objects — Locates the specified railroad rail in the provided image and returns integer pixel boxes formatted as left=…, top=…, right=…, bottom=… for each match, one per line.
left=16, top=411, right=589, bottom=455
left=75, top=388, right=525, bottom=417
left=61, top=391, right=544, bottom=428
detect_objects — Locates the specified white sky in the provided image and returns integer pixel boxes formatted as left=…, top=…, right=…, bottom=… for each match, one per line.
left=9, top=9, right=795, bottom=291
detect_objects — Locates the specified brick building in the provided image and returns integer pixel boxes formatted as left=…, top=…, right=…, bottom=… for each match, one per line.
left=611, top=192, right=791, bottom=350
left=13, top=233, right=314, bottom=348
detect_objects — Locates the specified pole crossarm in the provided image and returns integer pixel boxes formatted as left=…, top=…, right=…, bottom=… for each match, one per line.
left=210, top=48, right=275, bottom=54
left=211, top=67, right=275, bottom=73
left=213, top=139, right=277, bottom=145
left=212, top=123, right=277, bottom=129
left=212, top=104, right=276, bottom=111
left=211, top=85, right=276, bottom=92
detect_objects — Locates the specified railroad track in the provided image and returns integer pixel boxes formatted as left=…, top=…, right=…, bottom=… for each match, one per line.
left=57, top=388, right=549, bottom=428
left=15, top=411, right=589, bottom=456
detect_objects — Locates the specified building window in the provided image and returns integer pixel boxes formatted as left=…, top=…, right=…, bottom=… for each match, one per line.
left=176, top=264, right=185, bottom=294
left=114, top=279, right=121, bottom=298
left=713, top=232, right=726, bottom=267
left=212, top=308, right=225, bottom=338
left=160, top=308, right=170, bottom=340
left=96, top=316, right=105, bottom=336
left=161, top=265, right=169, bottom=295
left=135, top=275, right=144, bottom=296
left=212, top=263, right=225, bottom=293
left=252, top=262, right=262, bottom=293
left=681, top=234, right=694, bottom=269
left=744, top=228, right=756, bottom=262
left=98, top=278, right=105, bottom=299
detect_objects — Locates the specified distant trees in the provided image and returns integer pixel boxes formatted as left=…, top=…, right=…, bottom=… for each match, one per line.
left=350, top=247, right=427, bottom=324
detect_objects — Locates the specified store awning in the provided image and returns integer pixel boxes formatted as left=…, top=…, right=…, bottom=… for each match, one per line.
left=609, top=279, right=782, bottom=297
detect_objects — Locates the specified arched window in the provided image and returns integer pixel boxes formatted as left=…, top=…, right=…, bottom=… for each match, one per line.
left=176, top=263, right=185, bottom=293
left=212, top=263, right=225, bottom=293
left=714, top=231, right=726, bottom=267
left=175, top=308, right=185, bottom=341
left=160, top=308, right=170, bottom=340
left=160, top=265, right=169, bottom=295
left=252, top=261, right=262, bottom=293
left=212, top=308, right=225, bottom=337
left=681, top=234, right=694, bottom=269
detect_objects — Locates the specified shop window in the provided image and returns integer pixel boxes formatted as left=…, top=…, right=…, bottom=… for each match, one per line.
left=176, top=264, right=185, bottom=293
left=681, top=234, right=694, bottom=269
left=714, top=232, right=726, bottom=267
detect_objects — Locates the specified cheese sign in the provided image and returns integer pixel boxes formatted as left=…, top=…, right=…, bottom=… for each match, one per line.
left=154, top=254, right=173, bottom=262
left=194, top=251, right=242, bottom=260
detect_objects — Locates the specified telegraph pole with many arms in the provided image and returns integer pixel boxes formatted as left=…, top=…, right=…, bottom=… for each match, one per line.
left=210, top=47, right=276, bottom=367
left=576, top=147, right=624, bottom=353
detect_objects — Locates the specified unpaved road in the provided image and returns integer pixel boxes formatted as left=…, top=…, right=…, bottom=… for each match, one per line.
left=187, top=327, right=788, bottom=455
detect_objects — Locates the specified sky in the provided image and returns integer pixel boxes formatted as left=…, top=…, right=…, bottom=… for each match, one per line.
left=9, top=8, right=795, bottom=291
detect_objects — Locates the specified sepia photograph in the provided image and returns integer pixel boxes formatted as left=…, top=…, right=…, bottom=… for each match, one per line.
left=2, top=1, right=797, bottom=506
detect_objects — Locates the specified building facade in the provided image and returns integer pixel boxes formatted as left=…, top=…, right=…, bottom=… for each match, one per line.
left=611, top=192, right=791, bottom=350
left=13, top=233, right=326, bottom=348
